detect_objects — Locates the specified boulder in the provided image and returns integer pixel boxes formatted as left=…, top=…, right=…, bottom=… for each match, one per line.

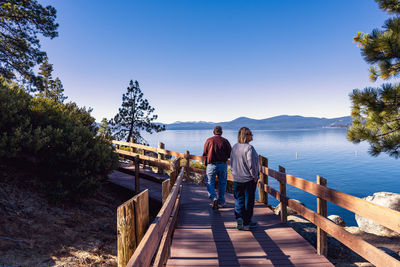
left=328, top=215, right=346, bottom=227
left=274, top=199, right=305, bottom=216
left=355, top=192, right=400, bottom=236
left=185, top=172, right=206, bottom=185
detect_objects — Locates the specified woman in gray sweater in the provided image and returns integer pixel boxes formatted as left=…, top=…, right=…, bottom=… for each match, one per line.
left=230, top=127, right=259, bottom=230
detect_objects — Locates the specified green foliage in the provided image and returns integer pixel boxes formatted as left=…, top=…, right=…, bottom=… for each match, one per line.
left=0, top=0, right=58, bottom=88
left=190, top=160, right=206, bottom=170
left=0, top=80, right=119, bottom=200
left=0, top=79, right=32, bottom=157
left=110, top=80, right=165, bottom=143
left=353, top=0, right=400, bottom=81
left=348, top=84, right=400, bottom=157
left=36, top=57, right=67, bottom=103
left=98, top=118, right=112, bottom=139
left=375, top=0, right=400, bottom=14
left=348, top=0, right=400, bottom=158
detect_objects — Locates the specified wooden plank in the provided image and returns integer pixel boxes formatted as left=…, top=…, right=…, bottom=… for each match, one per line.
left=134, top=190, right=149, bottom=245
left=184, top=150, right=190, bottom=179
left=317, top=175, right=327, bottom=256
left=117, top=196, right=137, bottom=267
left=112, top=140, right=186, bottom=158
left=188, top=154, right=203, bottom=161
left=167, top=184, right=333, bottom=267
left=170, top=158, right=181, bottom=191
left=278, top=166, right=287, bottom=223
left=258, top=156, right=268, bottom=204
left=157, top=149, right=185, bottom=158
left=287, top=199, right=400, bottom=267
left=153, top=185, right=182, bottom=267
left=162, top=179, right=171, bottom=204
left=134, top=155, right=140, bottom=194
left=127, top=167, right=185, bottom=267
left=260, top=165, right=400, bottom=233
left=116, top=149, right=171, bottom=170
left=113, top=141, right=159, bottom=153
left=157, top=142, right=165, bottom=174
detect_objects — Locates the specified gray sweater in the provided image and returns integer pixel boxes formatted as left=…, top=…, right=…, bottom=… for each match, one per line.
left=230, top=143, right=259, bottom=183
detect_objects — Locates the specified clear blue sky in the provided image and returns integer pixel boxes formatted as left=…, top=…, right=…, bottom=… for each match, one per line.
left=40, top=0, right=388, bottom=123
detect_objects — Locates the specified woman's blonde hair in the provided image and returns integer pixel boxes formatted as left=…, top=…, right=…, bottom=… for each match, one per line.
left=237, top=127, right=252, bottom=144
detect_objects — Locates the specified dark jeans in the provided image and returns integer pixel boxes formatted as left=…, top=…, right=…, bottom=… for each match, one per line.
left=234, top=180, right=257, bottom=225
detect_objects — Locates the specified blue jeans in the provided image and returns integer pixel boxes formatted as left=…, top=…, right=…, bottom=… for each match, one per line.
left=206, top=163, right=227, bottom=204
left=234, top=180, right=257, bottom=225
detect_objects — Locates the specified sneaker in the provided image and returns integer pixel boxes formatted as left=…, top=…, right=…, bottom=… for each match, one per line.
left=236, top=218, right=244, bottom=230
left=211, top=199, right=218, bottom=210
left=217, top=202, right=225, bottom=208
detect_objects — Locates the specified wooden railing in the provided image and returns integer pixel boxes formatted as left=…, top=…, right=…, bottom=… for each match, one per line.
left=113, top=140, right=400, bottom=267
left=127, top=167, right=184, bottom=267
left=257, top=158, right=400, bottom=267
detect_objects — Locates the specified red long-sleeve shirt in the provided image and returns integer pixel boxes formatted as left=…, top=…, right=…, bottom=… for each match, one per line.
left=203, top=135, right=232, bottom=165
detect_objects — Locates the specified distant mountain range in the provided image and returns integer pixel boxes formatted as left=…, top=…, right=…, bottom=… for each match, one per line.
left=163, top=115, right=352, bottom=130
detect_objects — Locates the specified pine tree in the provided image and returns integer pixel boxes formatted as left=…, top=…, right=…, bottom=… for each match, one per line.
left=37, top=58, right=67, bottom=103
left=0, top=0, right=58, bottom=89
left=110, top=80, right=165, bottom=143
left=348, top=0, right=400, bottom=158
left=98, top=118, right=112, bottom=139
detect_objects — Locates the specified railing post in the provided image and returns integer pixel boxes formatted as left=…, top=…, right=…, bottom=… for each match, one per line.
left=142, top=142, right=146, bottom=168
left=258, top=155, right=268, bottom=205
left=130, top=137, right=134, bottom=152
left=117, top=197, right=136, bottom=267
left=170, top=157, right=181, bottom=191
left=117, top=189, right=149, bottom=267
left=158, top=141, right=165, bottom=174
left=279, top=165, right=287, bottom=223
left=161, top=179, right=171, bottom=204
left=134, top=155, right=140, bottom=194
left=184, top=150, right=190, bottom=180
left=317, top=175, right=328, bottom=256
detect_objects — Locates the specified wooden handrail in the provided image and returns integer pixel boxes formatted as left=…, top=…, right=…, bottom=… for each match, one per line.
left=112, top=140, right=186, bottom=158
left=260, top=181, right=400, bottom=266
left=115, top=149, right=172, bottom=170
left=126, top=167, right=184, bottom=267
left=260, top=166, right=400, bottom=234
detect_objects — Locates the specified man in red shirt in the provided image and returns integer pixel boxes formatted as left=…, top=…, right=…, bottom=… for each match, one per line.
left=203, top=126, right=232, bottom=209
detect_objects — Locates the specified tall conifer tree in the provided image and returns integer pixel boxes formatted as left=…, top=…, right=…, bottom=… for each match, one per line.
left=348, top=0, right=400, bottom=158
left=0, top=0, right=58, bottom=89
left=111, top=80, right=165, bottom=143
left=37, top=58, right=67, bottom=103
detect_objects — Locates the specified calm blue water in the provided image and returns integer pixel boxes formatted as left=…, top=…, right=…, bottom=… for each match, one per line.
left=141, top=129, right=400, bottom=226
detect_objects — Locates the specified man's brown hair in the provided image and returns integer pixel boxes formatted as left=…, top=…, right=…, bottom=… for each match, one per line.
left=213, top=125, right=222, bottom=135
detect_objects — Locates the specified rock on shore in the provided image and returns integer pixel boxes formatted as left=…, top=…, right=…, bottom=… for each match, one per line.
left=355, top=192, right=400, bottom=237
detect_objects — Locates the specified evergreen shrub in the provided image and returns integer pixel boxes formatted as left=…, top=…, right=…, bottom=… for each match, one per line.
left=0, top=80, right=119, bottom=200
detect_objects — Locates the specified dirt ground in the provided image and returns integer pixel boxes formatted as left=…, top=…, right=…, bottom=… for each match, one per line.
left=0, top=164, right=161, bottom=267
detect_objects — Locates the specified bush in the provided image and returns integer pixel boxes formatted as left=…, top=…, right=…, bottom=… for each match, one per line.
left=0, top=80, right=119, bottom=201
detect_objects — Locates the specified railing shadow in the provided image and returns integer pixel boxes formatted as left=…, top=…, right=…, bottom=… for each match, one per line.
left=211, top=210, right=240, bottom=266
left=251, top=225, right=295, bottom=266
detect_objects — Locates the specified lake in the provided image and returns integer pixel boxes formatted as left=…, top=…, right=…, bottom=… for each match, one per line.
left=141, top=128, right=400, bottom=226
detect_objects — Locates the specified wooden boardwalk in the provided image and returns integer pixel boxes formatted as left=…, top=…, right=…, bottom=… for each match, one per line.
left=109, top=170, right=163, bottom=201
left=167, top=183, right=333, bottom=267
